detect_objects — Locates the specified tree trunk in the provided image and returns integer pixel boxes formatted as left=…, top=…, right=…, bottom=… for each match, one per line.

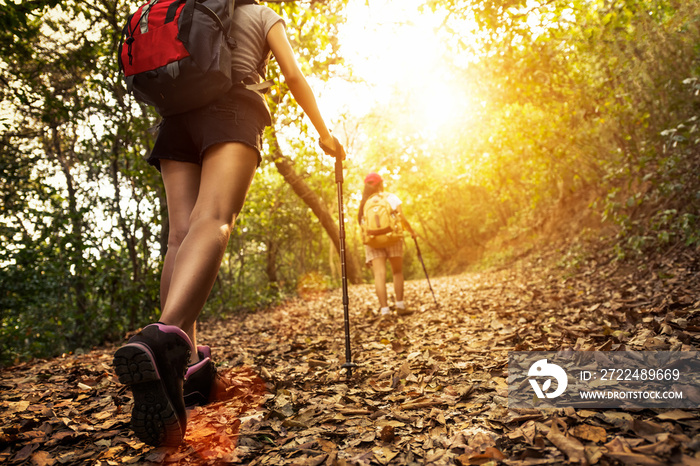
left=265, top=239, right=279, bottom=285
left=269, top=131, right=362, bottom=284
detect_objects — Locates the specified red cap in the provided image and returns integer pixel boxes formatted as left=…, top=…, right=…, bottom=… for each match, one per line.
left=364, top=172, right=383, bottom=185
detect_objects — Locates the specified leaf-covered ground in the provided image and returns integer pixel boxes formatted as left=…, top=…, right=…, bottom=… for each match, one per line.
left=2, top=247, right=700, bottom=465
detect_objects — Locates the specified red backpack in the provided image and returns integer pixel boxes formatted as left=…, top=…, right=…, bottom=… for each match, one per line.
left=118, top=0, right=268, bottom=117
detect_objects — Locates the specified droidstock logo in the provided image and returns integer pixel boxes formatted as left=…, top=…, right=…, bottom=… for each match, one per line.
left=528, top=358, right=568, bottom=399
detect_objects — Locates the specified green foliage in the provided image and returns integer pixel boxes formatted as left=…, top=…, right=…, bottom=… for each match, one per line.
left=349, top=0, right=700, bottom=274
left=1, top=0, right=351, bottom=366
left=603, top=108, right=700, bottom=260
left=2, top=0, right=699, bottom=366
left=0, top=0, right=163, bottom=366
left=0, top=0, right=62, bottom=54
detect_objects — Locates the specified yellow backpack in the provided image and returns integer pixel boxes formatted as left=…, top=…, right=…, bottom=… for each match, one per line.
left=361, top=193, right=403, bottom=248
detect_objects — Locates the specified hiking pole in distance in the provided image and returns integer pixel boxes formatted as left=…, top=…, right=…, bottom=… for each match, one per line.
left=412, top=236, right=438, bottom=306
left=320, top=137, right=357, bottom=379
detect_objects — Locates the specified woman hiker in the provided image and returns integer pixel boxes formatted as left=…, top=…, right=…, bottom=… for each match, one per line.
left=358, top=172, right=417, bottom=318
left=113, top=0, right=345, bottom=447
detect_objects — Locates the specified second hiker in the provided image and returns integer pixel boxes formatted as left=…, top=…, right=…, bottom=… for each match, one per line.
left=358, top=172, right=417, bottom=318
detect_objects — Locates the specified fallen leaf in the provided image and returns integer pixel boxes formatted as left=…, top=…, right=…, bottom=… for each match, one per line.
left=570, top=424, right=607, bottom=443
left=656, top=410, right=696, bottom=421
left=547, top=422, right=586, bottom=464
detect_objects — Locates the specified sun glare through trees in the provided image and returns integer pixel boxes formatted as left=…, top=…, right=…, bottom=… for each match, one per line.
left=333, top=0, right=481, bottom=142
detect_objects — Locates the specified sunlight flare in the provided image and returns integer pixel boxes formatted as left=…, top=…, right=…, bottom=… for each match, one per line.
left=330, top=0, right=480, bottom=139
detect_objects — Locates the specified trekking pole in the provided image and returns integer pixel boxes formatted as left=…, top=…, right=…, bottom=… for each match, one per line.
left=320, top=137, right=357, bottom=379
left=412, top=236, right=438, bottom=306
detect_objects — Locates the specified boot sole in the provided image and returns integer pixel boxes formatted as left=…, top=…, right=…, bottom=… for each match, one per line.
left=113, top=344, right=185, bottom=447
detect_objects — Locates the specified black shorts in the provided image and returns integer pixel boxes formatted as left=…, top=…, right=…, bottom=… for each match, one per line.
left=147, top=88, right=269, bottom=171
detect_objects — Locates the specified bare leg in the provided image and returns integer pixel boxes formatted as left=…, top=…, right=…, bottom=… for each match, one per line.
left=371, top=258, right=389, bottom=308
left=160, top=162, right=201, bottom=307
left=389, top=256, right=404, bottom=303
left=159, top=142, right=258, bottom=357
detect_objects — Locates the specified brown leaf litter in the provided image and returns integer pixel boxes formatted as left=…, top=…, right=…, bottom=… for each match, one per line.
left=1, top=249, right=700, bottom=464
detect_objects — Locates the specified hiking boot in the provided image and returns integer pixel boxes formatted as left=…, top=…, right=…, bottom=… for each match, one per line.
left=183, top=345, right=225, bottom=407
left=113, top=323, right=193, bottom=447
left=396, top=305, right=413, bottom=316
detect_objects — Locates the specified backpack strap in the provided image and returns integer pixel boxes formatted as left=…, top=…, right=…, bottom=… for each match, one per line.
left=244, top=79, right=274, bottom=93
left=233, top=71, right=273, bottom=94
left=165, top=0, right=185, bottom=24
left=175, top=0, right=197, bottom=45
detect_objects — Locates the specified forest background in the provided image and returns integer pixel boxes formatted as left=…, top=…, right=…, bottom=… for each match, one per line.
left=0, top=0, right=698, bottom=367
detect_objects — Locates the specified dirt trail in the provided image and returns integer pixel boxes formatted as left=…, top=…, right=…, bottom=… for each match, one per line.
left=1, top=250, right=700, bottom=464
